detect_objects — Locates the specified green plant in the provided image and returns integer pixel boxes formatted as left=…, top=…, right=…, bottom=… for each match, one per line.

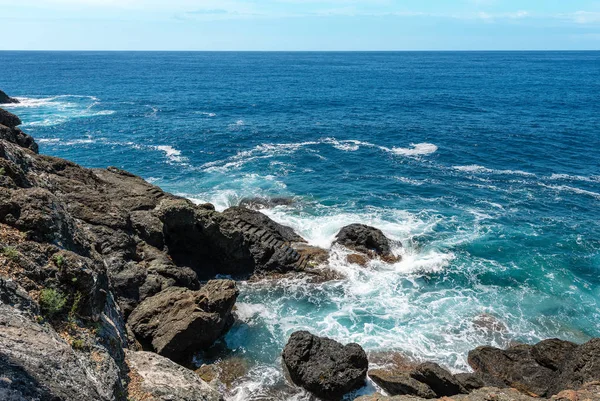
left=35, top=315, right=44, bottom=324
left=1, top=246, right=19, bottom=260
left=0, top=167, right=5, bottom=176
left=39, top=288, right=67, bottom=317
left=53, top=254, right=65, bottom=267
left=69, top=291, right=83, bottom=319
left=71, top=338, right=85, bottom=350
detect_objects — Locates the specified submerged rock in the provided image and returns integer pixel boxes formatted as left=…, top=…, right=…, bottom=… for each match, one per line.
left=0, top=90, right=19, bottom=104
left=126, top=350, right=222, bottom=401
left=128, top=280, right=238, bottom=363
left=238, top=196, right=296, bottom=209
left=282, top=331, right=368, bottom=400
left=334, top=224, right=400, bottom=263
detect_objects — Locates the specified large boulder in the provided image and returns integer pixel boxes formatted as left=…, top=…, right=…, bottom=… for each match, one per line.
left=0, top=125, right=38, bottom=153
left=0, top=108, right=21, bottom=128
left=128, top=280, right=238, bottom=363
left=126, top=350, right=222, bottom=401
left=282, top=331, right=368, bottom=400
left=0, top=90, right=19, bottom=104
left=334, top=224, right=399, bottom=263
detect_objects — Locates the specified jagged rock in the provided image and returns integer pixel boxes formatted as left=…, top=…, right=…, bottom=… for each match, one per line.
left=468, top=344, right=556, bottom=397
left=0, top=276, right=38, bottom=313
left=411, top=362, right=466, bottom=397
left=0, top=108, right=21, bottom=128
left=195, top=357, right=250, bottom=388
left=0, top=125, right=38, bottom=153
left=0, top=90, right=19, bottom=104
left=355, top=386, right=548, bottom=401
left=128, top=280, right=238, bottom=363
left=126, top=350, right=222, bottom=401
left=549, top=338, right=600, bottom=396
left=0, top=303, right=125, bottom=401
left=334, top=224, right=400, bottom=262
left=369, top=369, right=437, bottom=399
left=531, top=338, right=578, bottom=371
left=282, top=331, right=368, bottom=400
left=369, top=362, right=465, bottom=399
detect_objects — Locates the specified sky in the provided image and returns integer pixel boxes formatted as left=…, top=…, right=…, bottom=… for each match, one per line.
left=1, top=0, right=600, bottom=50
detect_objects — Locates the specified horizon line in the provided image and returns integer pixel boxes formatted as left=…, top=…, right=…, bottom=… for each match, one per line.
left=1, top=49, right=599, bottom=52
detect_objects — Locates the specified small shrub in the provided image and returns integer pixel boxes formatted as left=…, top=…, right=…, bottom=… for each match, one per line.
left=0, top=167, right=5, bottom=176
left=39, top=288, right=67, bottom=317
left=1, top=246, right=19, bottom=260
left=71, top=338, right=85, bottom=350
left=69, top=291, right=83, bottom=319
left=53, top=254, right=65, bottom=267
left=35, top=315, right=44, bottom=324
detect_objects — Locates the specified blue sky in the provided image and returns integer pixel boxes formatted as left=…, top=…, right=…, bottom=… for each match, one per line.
left=1, top=0, right=600, bottom=50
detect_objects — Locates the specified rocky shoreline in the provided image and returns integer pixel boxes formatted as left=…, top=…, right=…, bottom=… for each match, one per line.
left=1, top=94, right=599, bottom=401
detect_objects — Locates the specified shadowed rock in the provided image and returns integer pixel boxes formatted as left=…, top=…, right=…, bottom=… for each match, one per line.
left=0, top=90, right=19, bottom=104
left=334, top=224, right=400, bottom=263
left=282, top=331, right=368, bottom=400
left=128, top=280, right=238, bottom=363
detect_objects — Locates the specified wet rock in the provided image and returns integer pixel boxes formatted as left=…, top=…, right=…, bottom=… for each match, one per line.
left=334, top=224, right=400, bottom=262
left=0, top=90, right=19, bottom=104
left=355, top=386, right=546, bottom=401
left=126, top=350, right=222, bottom=401
left=282, top=331, right=368, bottom=400
left=128, top=280, right=238, bottom=363
left=196, top=357, right=250, bottom=388
left=347, top=253, right=369, bottom=266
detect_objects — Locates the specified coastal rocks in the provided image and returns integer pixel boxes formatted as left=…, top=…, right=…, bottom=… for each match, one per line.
left=0, top=108, right=21, bottom=127
left=126, top=350, right=222, bottom=401
left=354, top=387, right=548, bottom=401
left=0, top=90, right=19, bottom=104
left=282, top=331, right=368, bottom=400
left=0, top=303, right=125, bottom=401
left=369, top=362, right=466, bottom=399
left=128, top=280, right=238, bottom=363
left=467, top=338, right=600, bottom=397
left=334, top=224, right=400, bottom=263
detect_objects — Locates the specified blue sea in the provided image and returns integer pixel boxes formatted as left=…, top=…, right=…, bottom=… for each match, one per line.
left=1, top=51, right=599, bottom=400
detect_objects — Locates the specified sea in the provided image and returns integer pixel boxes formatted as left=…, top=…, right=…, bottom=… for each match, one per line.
left=1, top=51, right=599, bottom=400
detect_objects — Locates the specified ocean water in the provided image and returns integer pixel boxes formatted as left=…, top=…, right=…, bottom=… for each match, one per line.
left=1, top=51, right=599, bottom=399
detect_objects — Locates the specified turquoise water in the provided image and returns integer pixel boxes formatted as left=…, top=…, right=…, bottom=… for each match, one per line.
left=1, top=51, right=599, bottom=399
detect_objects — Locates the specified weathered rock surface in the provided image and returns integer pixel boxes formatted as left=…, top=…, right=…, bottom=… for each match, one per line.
left=355, top=383, right=600, bottom=401
left=0, top=90, right=19, bottom=104
left=238, top=196, right=296, bottom=209
left=128, top=280, right=238, bottom=363
left=369, top=362, right=466, bottom=399
left=0, top=302, right=124, bottom=401
left=468, top=338, right=600, bottom=397
left=334, top=224, right=400, bottom=263
left=282, top=331, right=368, bottom=400
left=126, top=350, right=222, bottom=401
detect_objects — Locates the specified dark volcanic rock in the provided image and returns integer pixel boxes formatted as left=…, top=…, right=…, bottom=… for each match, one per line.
left=334, top=224, right=399, bottom=262
left=0, top=108, right=21, bottom=127
left=531, top=338, right=577, bottom=371
left=468, top=344, right=556, bottom=396
left=282, top=331, right=368, bottom=400
left=238, top=196, right=296, bottom=209
left=549, top=338, right=600, bottom=396
left=0, top=90, right=19, bottom=104
left=411, top=362, right=466, bottom=397
left=128, top=280, right=238, bottom=363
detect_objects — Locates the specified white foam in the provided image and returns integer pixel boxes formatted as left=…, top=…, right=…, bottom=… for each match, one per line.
left=195, top=111, right=217, bottom=117
left=453, top=165, right=535, bottom=177
left=153, top=145, right=186, bottom=164
left=390, top=143, right=438, bottom=156
left=549, top=173, right=600, bottom=183
left=540, top=183, right=600, bottom=200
